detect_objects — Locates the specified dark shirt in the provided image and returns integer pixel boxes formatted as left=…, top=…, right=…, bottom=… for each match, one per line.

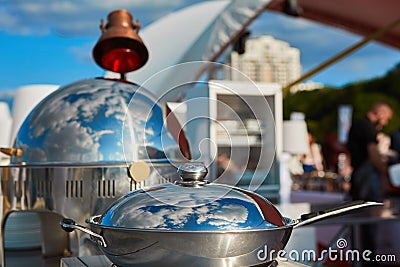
left=391, top=129, right=400, bottom=156
left=347, top=116, right=378, bottom=170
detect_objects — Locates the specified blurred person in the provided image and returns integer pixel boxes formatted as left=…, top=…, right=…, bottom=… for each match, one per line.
left=347, top=101, right=394, bottom=202
left=321, top=134, right=353, bottom=192
left=300, top=132, right=324, bottom=173
left=321, top=134, right=342, bottom=172
left=347, top=101, right=394, bottom=267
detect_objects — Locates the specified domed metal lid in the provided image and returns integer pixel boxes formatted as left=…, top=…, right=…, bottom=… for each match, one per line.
left=91, top=163, right=286, bottom=231
left=11, top=78, right=183, bottom=165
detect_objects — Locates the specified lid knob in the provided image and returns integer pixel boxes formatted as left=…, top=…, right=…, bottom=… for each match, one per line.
left=176, top=162, right=208, bottom=187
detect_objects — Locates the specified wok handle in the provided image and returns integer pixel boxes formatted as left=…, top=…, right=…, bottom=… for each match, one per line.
left=61, top=218, right=107, bottom=247
left=294, top=200, right=383, bottom=228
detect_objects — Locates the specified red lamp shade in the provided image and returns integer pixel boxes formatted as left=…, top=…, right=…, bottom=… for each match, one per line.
left=101, top=48, right=141, bottom=74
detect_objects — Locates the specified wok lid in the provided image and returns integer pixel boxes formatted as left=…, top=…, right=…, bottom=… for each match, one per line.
left=94, top=162, right=286, bottom=231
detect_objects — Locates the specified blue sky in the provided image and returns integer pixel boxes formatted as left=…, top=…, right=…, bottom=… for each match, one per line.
left=1, top=1, right=399, bottom=93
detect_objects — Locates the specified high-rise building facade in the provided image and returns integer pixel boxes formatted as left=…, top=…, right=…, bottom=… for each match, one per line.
left=226, top=36, right=301, bottom=86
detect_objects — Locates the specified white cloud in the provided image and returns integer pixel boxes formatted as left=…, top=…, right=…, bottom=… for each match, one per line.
left=48, top=2, right=80, bottom=14
left=19, top=3, right=45, bottom=14
left=112, top=199, right=251, bottom=230
left=0, top=10, right=17, bottom=28
left=0, top=0, right=198, bottom=36
left=68, top=42, right=95, bottom=64
left=86, top=0, right=187, bottom=10
left=344, top=58, right=368, bottom=72
left=197, top=204, right=248, bottom=228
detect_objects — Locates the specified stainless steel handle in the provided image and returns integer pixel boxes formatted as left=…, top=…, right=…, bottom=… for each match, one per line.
left=294, top=201, right=383, bottom=228
left=61, top=218, right=107, bottom=247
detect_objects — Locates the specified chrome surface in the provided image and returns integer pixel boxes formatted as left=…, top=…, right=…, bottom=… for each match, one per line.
left=67, top=217, right=294, bottom=267
left=63, top=185, right=379, bottom=267
left=176, top=162, right=208, bottom=185
left=62, top=219, right=107, bottom=248
left=93, top=178, right=286, bottom=231
left=95, top=183, right=284, bottom=230
left=1, top=78, right=188, bottom=258
left=2, top=162, right=181, bottom=226
left=11, top=78, right=182, bottom=164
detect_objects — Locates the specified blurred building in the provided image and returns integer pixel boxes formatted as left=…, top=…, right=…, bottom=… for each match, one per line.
left=225, top=35, right=323, bottom=92
left=290, top=81, right=324, bottom=93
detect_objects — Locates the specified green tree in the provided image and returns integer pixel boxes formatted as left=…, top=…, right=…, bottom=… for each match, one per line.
left=283, top=62, right=400, bottom=143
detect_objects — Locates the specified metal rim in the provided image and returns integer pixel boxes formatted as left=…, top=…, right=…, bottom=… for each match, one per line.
left=86, top=215, right=298, bottom=233
left=0, top=160, right=187, bottom=168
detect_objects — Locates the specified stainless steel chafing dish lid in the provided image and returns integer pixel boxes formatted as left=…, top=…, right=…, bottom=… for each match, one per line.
left=10, top=78, right=182, bottom=164
left=91, top=162, right=286, bottom=231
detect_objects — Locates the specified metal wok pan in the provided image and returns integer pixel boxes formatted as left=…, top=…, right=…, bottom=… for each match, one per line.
left=61, top=201, right=380, bottom=267
left=61, top=163, right=381, bottom=267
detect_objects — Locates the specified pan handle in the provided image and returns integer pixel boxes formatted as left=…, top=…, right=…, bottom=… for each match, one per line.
left=61, top=218, right=107, bottom=247
left=294, top=200, right=383, bottom=228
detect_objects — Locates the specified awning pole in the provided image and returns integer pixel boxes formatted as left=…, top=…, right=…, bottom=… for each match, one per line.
left=283, top=18, right=400, bottom=95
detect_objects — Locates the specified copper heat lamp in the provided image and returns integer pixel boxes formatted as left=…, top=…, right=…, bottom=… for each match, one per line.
left=93, top=9, right=149, bottom=78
